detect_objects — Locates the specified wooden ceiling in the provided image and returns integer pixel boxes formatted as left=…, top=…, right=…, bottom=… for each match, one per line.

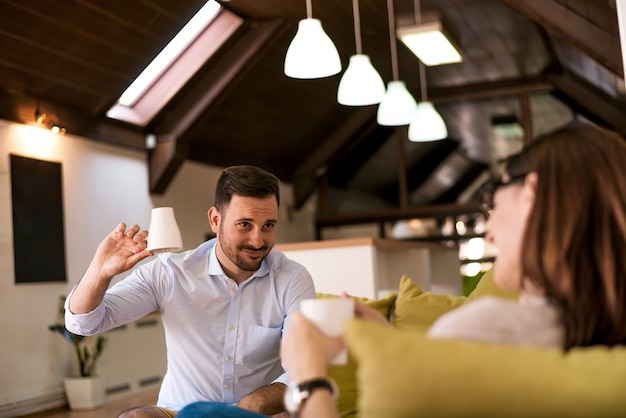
left=0, top=0, right=624, bottom=229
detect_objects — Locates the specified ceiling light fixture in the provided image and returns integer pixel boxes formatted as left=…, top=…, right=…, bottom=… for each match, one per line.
left=337, top=0, right=385, bottom=106
left=397, top=20, right=462, bottom=66
left=408, top=62, right=447, bottom=141
left=376, top=0, right=418, bottom=126
left=407, top=0, right=447, bottom=142
left=284, top=0, right=341, bottom=79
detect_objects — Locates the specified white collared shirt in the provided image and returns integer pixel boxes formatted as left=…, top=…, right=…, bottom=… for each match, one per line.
left=65, top=238, right=316, bottom=410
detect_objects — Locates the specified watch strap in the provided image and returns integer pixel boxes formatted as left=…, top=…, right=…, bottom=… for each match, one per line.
left=285, top=377, right=338, bottom=417
left=298, top=377, right=335, bottom=397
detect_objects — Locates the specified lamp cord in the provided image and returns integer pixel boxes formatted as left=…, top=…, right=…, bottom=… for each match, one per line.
left=414, top=0, right=421, bottom=23
left=306, top=0, right=312, bottom=19
left=414, top=0, right=427, bottom=101
left=387, top=0, right=399, bottom=81
left=353, top=0, right=362, bottom=54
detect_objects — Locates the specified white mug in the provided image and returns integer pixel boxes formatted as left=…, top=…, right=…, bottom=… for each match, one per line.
left=300, top=298, right=355, bottom=364
left=147, top=207, right=183, bottom=253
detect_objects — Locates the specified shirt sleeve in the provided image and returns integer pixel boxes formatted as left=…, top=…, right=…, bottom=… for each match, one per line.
left=65, top=257, right=168, bottom=335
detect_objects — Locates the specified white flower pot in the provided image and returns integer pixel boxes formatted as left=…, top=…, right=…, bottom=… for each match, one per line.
left=63, top=375, right=106, bottom=410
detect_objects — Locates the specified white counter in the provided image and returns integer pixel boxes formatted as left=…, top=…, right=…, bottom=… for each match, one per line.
left=276, top=237, right=461, bottom=299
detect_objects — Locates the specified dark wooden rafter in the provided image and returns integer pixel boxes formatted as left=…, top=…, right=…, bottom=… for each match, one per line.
left=0, top=90, right=146, bottom=149
left=503, top=0, right=624, bottom=78
left=301, top=76, right=554, bottom=217
left=544, top=70, right=626, bottom=136
left=519, top=92, right=533, bottom=145
left=394, top=127, right=409, bottom=209
left=292, top=107, right=379, bottom=208
left=429, top=76, right=553, bottom=104
left=316, top=202, right=481, bottom=228
left=148, top=18, right=287, bottom=194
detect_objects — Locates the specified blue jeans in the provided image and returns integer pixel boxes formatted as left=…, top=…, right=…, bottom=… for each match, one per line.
left=177, top=402, right=268, bottom=418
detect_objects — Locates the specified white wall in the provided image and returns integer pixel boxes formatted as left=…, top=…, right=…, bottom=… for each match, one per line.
left=0, top=119, right=315, bottom=416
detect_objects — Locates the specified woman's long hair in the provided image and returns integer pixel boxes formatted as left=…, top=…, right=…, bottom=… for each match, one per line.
left=507, top=121, right=626, bottom=350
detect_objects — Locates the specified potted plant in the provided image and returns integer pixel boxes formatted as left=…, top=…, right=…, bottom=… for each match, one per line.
left=49, top=295, right=107, bottom=409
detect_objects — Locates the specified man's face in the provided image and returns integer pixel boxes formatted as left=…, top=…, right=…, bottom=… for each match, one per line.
left=208, top=195, right=278, bottom=281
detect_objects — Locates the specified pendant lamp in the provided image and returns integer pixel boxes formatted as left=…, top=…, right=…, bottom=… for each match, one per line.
left=377, top=0, right=418, bottom=126
left=409, top=100, right=447, bottom=141
left=284, top=0, right=341, bottom=79
left=337, top=0, right=385, bottom=105
left=408, top=0, right=447, bottom=141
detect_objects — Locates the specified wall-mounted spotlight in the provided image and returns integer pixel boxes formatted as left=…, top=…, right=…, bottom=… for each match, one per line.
left=35, top=102, right=66, bottom=134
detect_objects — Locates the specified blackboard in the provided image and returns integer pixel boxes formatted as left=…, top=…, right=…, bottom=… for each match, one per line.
left=10, top=154, right=67, bottom=283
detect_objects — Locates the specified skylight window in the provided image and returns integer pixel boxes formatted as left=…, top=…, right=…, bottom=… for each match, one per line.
left=107, top=0, right=242, bottom=126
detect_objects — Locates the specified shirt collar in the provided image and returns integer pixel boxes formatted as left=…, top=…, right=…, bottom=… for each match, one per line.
left=207, top=240, right=270, bottom=281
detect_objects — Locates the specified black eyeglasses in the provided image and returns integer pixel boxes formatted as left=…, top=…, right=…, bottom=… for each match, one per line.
left=478, top=174, right=527, bottom=217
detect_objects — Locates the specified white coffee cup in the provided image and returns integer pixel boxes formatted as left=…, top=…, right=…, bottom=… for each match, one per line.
left=147, top=207, right=183, bottom=253
left=299, top=298, right=355, bottom=364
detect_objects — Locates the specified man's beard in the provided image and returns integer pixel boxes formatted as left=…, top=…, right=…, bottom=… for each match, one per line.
left=219, top=233, right=271, bottom=272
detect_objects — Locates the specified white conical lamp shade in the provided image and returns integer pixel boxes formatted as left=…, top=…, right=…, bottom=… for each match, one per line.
left=376, top=80, right=418, bottom=126
left=284, top=18, right=342, bottom=79
left=408, top=101, right=448, bottom=141
left=337, top=54, right=386, bottom=106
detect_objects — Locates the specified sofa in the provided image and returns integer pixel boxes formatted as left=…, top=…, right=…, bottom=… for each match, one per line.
left=319, top=269, right=626, bottom=418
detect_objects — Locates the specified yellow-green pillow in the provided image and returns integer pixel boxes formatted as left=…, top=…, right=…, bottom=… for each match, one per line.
left=316, top=292, right=397, bottom=418
left=393, top=275, right=466, bottom=332
left=393, top=269, right=518, bottom=332
left=346, top=319, right=626, bottom=418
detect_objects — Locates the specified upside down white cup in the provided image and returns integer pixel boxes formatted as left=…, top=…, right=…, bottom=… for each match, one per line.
left=300, top=298, right=355, bottom=365
left=147, top=207, right=183, bottom=253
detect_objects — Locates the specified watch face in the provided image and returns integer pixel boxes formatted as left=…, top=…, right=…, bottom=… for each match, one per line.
left=284, top=382, right=302, bottom=413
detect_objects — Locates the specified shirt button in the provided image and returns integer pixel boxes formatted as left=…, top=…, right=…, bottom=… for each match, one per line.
left=226, top=356, right=232, bottom=362
left=225, top=384, right=231, bottom=390
left=229, top=325, right=235, bottom=331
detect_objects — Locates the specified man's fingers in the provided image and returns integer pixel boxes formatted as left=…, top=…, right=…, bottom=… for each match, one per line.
left=133, top=229, right=149, bottom=243
left=126, top=224, right=141, bottom=237
left=112, top=223, right=127, bottom=236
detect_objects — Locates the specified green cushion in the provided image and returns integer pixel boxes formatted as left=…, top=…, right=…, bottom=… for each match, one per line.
left=316, top=292, right=397, bottom=418
left=346, top=319, right=626, bottom=418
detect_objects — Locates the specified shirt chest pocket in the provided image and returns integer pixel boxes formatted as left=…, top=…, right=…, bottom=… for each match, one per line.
left=241, top=324, right=282, bottom=365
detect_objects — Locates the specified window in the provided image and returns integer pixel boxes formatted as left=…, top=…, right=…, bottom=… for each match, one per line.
left=107, top=1, right=242, bottom=126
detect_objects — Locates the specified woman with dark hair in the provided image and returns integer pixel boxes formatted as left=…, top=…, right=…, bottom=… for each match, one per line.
left=278, top=121, right=626, bottom=418
left=425, top=121, right=626, bottom=350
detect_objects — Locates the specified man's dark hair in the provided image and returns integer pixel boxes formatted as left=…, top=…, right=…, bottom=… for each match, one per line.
left=214, top=165, right=280, bottom=211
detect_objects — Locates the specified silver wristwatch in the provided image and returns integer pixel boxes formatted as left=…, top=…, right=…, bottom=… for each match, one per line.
left=284, top=377, right=338, bottom=416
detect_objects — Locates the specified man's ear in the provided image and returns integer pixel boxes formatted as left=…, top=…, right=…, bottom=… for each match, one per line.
left=207, top=207, right=220, bottom=234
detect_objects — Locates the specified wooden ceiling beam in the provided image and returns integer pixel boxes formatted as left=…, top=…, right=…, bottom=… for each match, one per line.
left=0, top=90, right=146, bottom=149
left=294, top=77, right=553, bottom=208
left=316, top=202, right=481, bottom=227
left=503, top=0, right=623, bottom=77
left=428, top=76, right=553, bottom=104
left=292, top=107, right=379, bottom=208
left=148, top=18, right=287, bottom=194
left=544, top=70, right=626, bottom=136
